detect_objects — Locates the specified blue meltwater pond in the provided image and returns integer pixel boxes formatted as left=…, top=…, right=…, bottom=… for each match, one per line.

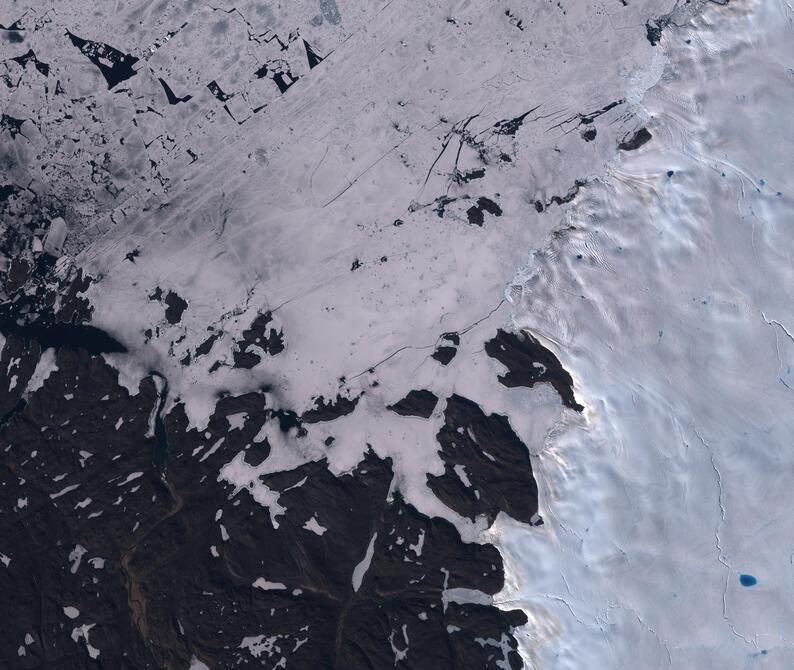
left=739, top=574, right=758, bottom=587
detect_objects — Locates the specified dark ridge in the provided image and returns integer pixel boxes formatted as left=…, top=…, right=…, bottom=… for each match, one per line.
left=646, top=20, right=663, bottom=45
left=232, top=311, right=285, bottom=368
left=206, top=79, right=233, bottom=101
left=644, top=11, right=674, bottom=46
left=579, top=99, right=623, bottom=125
left=433, top=195, right=456, bottom=218
left=254, top=61, right=299, bottom=93
left=6, top=258, right=32, bottom=292
left=485, top=328, right=583, bottom=411
left=194, top=332, right=220, bottom=358
left=158, top=78, right=193, bottom=104
left=249, top=28, right=291, bottom=49
left=0, top=183, right=21, bottom=202
left=55, top=270, right=93, bottom=325
left=270, top=407, right=305, bottom=434
left=453, top=167, right=486, bottom=184
left=492, top=104, right=541, bottom=136
left=534, top=178, right=587, bottom=212
left=243, top=436, right=270, bottom=467
left=432, top=332, right=459, bottom=365
left=0, top=397, right=26, bottom=430
left=164, top=291, right=188, bottom=324
left=427, top=394, right=538, bottom=524
left=0, top=19, right=25, bottom=31
left=1, top=114, right=26, bottom=139
left=231, top=347, right=260, bottom=369
left=548, top=99, right=624, bottom=136
left=466, top=196, right=503, bottom=226
left=505, top=9, right=524, bottom=31
left=301, top=394, right=359, bottom=423
left=387, top=389, right=439, bottom=418
left=9, top=49, right=49, bottom=76
left=618, top=127, right=652, bottom=151
left=431, top=346, right=457, bottom=364
left=65, top=31, right=139, bottom=89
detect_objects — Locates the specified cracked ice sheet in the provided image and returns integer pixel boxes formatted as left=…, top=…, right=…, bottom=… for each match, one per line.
left=486, top=1, right=794, bottom=667
left=80, top=0, right=676, bottom=427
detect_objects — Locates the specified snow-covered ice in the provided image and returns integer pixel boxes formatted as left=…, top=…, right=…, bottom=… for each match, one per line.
left=488, top=1, right=794, bottom=666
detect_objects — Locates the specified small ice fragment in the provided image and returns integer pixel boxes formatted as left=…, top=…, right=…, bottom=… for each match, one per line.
left=44, top=217, right=68, bottom=257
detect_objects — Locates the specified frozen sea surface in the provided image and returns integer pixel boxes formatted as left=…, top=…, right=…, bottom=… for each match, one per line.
left=74, top=0, right=686, bottom=528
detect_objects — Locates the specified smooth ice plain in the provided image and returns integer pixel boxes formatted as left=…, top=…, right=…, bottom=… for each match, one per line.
left=491, top=1, right=794, bottom=667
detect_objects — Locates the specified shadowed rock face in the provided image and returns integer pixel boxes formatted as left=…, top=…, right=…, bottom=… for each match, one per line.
left=618, top=127, right=652, bottom=151
left=485, top=329, right=584, bottom=412
left=428, top=394, right=538, bottom=525
left=465, top=196, right=503, bottom=226
left=232, top=311, right=285, bottom=369
left=0, top=348, right=528, bottom=669
left=301, top=393, right=360, bottom=423
left=387, top=389, right=439, bottom=418
left=163, top=291, right=188, bottom=325
left=431, top=332, right=460, bottom=366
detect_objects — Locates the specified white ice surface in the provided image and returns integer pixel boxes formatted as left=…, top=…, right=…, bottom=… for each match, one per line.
left=24, top=348, right=58, bottom=398
left=63, top=606, right=80, bottom=620
left=352, top=532, right=378, bottom=593
left=188, top=656, right=210, bottom=670
left=488, top=1, right=794, bottom=667
left=302, top=516, right=328, bottom=536
left=70, top=623, right=100, bottom=659
left=253, top=578, right=288, bottom=591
